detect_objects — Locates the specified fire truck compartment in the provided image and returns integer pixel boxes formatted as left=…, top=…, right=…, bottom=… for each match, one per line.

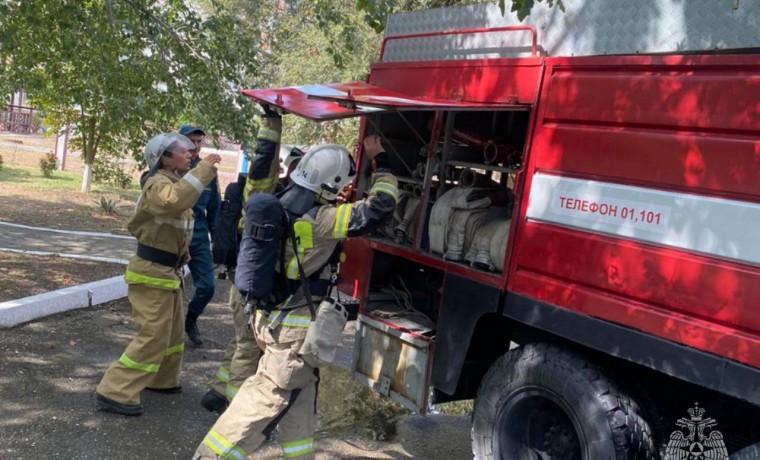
left=352, top=252, right=444, bottom=413
left=353, top=107, right=529, bottom=283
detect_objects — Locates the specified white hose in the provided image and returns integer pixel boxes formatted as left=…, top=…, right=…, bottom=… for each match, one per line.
left=489, top=219, right=511, bottom=272
left=444, top=209, right=488, bottom=261
left=429, top=187, right=491, bottom=255
left=429, top=188, right=458, bottom=254
left=465, top=218, right=510, bottom=272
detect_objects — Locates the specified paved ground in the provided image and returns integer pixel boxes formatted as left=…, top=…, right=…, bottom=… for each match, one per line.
left=0, top=222, right=135, bottom=261
left=0, top=224, right=472, bottom=459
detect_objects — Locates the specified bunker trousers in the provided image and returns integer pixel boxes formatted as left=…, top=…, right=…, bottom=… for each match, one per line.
left=208, top=286, right=262, bottom=400
left=96, top=283, right=184, bottom=405
left=194, top=306, right=318, bottom=459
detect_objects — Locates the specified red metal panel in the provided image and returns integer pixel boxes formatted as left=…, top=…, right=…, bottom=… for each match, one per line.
left=369, top=58, right=543, bottom=104
left=368, top=240, right=505, bottom=289
left=509, top=226, right=760, bottom=368
left=543, top=70, right=760, bottom=133
left=510, top=53, right=760, bottom=368
left=530, top=126, right=760, bottom=200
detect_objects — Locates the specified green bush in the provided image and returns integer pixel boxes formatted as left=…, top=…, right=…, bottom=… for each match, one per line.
left=0, top=153, right=4, bottom=171
left=92, top=155, right=133, bottom=189
left=39, top=152, right=57, bottom=178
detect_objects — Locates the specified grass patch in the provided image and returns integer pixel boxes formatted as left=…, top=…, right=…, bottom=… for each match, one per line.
left=0, top=166, right=139, bottom=234
left=0, top=165, right=138, bottom=198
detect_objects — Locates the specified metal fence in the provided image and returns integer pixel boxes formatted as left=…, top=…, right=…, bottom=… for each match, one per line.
left=0, top=105, right=40, bottom=135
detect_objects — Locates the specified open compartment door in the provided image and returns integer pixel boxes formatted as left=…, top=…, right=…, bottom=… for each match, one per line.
left=242, top=83, right=386, bottom=121
left=352, top=314, right=434, bottom=414
left=242, top=81, right=529, bottom=121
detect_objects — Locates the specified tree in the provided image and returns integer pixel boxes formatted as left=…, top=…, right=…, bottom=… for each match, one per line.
left=0, top=0, right=262, bottom=192
left=201, top=0, right=383, bottom=151
left=265, top=0, right=382, bottom=150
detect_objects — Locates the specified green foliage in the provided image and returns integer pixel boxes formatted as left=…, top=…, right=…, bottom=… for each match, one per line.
left=92, top=154, right=133, bottom=190
left=0, top=0, right=262, bottom=191
left=39, top=152, right=57, bottom=178
left=0, top=153, right=4, bottom=171
left=93, top=196, right=119, bottom=215
left=242, top=0, right=382, bottom=149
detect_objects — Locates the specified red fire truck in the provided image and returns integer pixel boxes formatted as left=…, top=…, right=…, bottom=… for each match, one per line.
left=245, top=2, right=760, bottom=458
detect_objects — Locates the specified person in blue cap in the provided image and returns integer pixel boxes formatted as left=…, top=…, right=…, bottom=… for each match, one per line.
left=178, top=124, right=221, bottom=346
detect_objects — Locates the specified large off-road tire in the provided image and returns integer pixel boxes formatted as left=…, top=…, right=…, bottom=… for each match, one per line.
left=732, top=444, right=760, bottom=460
left=472, top=343, right=657, bottom=460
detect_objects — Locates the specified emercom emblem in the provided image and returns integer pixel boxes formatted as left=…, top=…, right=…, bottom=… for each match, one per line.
left=664, top=403, right=728, bottom=460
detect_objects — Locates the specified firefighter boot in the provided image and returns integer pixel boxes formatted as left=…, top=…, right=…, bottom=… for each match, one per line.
left=185, top=315, right=203, bottom=346
left=200, top=389, right=228, bottom=415
left=96, top=393, right=143, bottom=416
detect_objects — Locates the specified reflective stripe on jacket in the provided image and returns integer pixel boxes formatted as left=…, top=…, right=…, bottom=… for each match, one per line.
left=282, top=170, right=398, bottom=281
left=126, top=162, right=217, bottom=289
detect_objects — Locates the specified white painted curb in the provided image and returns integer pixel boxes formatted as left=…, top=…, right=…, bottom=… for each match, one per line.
left=0, top=276, right=128, bottom=328
left=0, top=248, right=129, bottom=265
left=0, top=221, right=135, bottom=240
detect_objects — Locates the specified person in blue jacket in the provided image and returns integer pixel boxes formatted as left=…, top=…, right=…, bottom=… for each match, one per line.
left=179, top=124, right=221, bottom=346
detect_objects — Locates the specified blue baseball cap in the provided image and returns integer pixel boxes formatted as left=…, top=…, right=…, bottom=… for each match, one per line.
left=178, top=124, right=205, bottom=136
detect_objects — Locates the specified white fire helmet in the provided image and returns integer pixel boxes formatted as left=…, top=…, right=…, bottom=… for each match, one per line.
left=290, top=143, right=356, bottom=202
left=144, top=133, right=194, bottom=172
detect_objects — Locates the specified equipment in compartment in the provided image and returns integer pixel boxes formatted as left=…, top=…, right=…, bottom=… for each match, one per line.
left=365, top=254, right=442, bottom=336
left=450, top=127, right=520, bottom=168
left=429, top=180, right=514, bottom=272
left=365, top=109, right=525, bottom=274
left=367, top=275, right=435, bottom=334
left=378, top=185, right=421, bottom=244
left=465, top=218, right=511, bottom=271
left=429, top=187, right=490, bottom=257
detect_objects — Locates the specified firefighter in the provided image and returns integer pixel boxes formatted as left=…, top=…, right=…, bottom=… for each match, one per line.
left=179, top=124, right=221, bottom=347
left=202, top=139, right=304, bottom=415
left=95, top=133, right=220, bottom=416
left=192, top=107, right=398, bottom=459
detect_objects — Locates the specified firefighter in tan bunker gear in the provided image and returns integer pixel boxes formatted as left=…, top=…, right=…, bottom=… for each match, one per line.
left=193, top=110, right=398, bottom=459
left=202, top=128, right=305, bottom=415
left=95, top=133, right=221, bottom=416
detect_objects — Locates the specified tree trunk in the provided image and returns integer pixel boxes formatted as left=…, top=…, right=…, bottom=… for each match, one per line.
left=81, top=162, right=93, bottom=193
left=79, top=116, right=98, bottom=193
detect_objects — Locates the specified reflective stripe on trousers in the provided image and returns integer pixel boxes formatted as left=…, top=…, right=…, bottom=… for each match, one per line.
left=202, top=428, right=248, bottom=460
left=281, top=438, right=314, bottom=458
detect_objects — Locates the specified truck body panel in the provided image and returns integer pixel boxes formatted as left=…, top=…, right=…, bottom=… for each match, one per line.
left=511, top=54, right=760, bottom=369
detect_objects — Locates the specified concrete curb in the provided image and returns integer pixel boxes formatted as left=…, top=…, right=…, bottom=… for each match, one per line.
left=0, top=275, right=127, bottom=328
left=0, top=248, right=129, bottom=265
left=0, top=221, right=134, bottom=240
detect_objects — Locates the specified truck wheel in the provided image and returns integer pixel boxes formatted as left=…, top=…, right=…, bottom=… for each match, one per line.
left=731, top=444, right=760, bottom=460
left=472, top=343, right=657, bottom=460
